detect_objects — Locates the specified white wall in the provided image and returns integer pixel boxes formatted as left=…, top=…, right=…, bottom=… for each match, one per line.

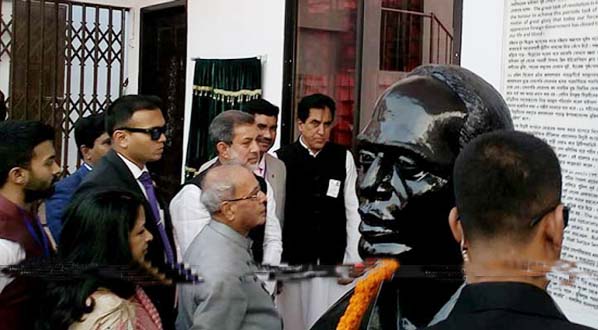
left=182, top=0, right=286, bottom=178
left=460, top=0, right=505, bottom=91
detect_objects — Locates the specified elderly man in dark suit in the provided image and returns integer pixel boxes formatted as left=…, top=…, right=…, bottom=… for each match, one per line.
left=45, top=113, right=111, bottom=243
left=74, top=94, right=177, bottom=329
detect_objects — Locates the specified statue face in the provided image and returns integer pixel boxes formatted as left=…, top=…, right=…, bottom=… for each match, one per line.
left=357, top=75, right=470, bottom=265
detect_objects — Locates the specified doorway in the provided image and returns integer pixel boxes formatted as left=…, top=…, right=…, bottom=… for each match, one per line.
left=139, top=0, right=187, bottom=200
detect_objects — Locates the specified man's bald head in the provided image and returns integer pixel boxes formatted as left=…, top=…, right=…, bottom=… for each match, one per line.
left=201, top=164, right=266, bottom=235
left=201, top=164, right=252, bottom=214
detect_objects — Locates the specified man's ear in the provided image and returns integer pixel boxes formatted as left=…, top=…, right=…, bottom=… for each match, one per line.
left=8, top=167, right=28, bottom=186
left=80, top=145, right=91, bottom=161
left=216, top=142, right=230, bottom=160
left=220, top=202, right=235, bottom=222
left=541, top=205, right=565, bottom=258
left=112, top=131, right=128, bottom=149
left=297, top=120, right=305, bottom=134
left=448, top=207, right=464, bottom=244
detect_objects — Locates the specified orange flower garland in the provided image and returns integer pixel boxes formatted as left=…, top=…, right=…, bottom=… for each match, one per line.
left=336, top=259, right=400, bottom=330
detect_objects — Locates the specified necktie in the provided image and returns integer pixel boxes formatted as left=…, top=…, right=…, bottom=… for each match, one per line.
left=138, top=171, right=175, bottom=264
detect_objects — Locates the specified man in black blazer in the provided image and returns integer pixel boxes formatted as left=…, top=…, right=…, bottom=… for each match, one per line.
left=425, top=131, right=593, bottom=330
left=75, top=95, right=177, bottom=328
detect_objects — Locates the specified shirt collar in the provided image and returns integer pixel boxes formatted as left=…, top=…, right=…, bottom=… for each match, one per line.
left=299, top=135, right=321, bottom=157
left=116, top=152, right=148, bottom=179
left=82, top=163, right=93, bottom=171
left=208, top=220, right=251, bottom=250
left=451, top=282, right=567, bottom=320
left=254, top=155, right=267, bottom=177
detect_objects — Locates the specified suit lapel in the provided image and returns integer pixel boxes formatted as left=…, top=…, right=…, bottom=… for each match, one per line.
left=104, top=150, right=146, bottom=197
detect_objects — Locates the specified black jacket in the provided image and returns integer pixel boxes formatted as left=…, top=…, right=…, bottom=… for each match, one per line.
left=276, top=141, right=348, bottom=265
left=425, top=282, right=595, bottom=330
left=74, top=149, right=177, bottom=329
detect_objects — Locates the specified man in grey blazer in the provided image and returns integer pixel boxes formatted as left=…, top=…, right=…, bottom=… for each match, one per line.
left=242, top=99, right=286, bottom=228
left=176, top=164, right=282, bottom=330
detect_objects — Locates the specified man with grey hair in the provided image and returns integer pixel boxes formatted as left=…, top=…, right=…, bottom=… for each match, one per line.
left=170, top=110, right=282, bottom=268
left=176, top=164, right=283, bottom=330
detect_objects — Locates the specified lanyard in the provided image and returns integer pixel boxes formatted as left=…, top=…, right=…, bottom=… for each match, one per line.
left=20, top=209, right=50, bottom=257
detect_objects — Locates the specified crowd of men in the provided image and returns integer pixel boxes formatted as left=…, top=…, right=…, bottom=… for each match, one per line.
left=0, top=65, right=594, bottom=330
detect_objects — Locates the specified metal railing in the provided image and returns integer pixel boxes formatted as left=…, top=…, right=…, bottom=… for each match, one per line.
left=0, top=0, right=128, bottom=174
left=380, top=7, right=454, bottom=71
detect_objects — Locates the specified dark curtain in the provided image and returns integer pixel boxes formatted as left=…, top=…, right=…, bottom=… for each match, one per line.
left=184, top=57, right=262, bottom=180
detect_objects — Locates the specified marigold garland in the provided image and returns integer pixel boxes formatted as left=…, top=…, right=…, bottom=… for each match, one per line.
left=336, top=259, right=400, bottom=330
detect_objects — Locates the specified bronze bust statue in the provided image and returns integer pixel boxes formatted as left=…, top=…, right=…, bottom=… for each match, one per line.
left=312, top=65, right=514, bottom=330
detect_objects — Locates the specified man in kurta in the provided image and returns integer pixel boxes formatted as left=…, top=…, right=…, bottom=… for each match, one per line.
left=0, top=120, right=61, bottom=329
left=275, top=93, right=362, bottom=330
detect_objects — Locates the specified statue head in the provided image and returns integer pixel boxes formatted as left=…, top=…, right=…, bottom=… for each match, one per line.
left=311, top=66, right=515, bottom=330
left=355, top=65, right=514, bottom=326
left=357, top=64, right=514, bottom=265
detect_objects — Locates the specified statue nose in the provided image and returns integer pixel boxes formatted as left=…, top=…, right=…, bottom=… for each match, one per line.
left=359, top=154, right=410, bottom=207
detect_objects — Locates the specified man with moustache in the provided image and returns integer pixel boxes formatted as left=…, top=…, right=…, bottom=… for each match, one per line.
left=176, top=165, right=282, bottom=330
left=45, top=113, right=111, bottom=243
left=275, top=93, right=362, bottom=330
left=0, top=120, right=61, bottom=329
left=170, top=110, right=282, bottom=267
left=74, top=95, right=177, bottom=329
left=241, top=99, right=286, bottom=227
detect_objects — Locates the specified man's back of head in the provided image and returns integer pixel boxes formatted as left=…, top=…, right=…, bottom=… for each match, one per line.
left=425, top=131, right=594, bottom=330
left=453, top=130, right=562, bottom=249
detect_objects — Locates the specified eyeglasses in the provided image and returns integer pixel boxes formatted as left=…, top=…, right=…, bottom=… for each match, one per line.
left=117, top=126, right=166, bottom=141
left=529, top=203, right=569, bottom=228
left=224, top=186, right=262, bottom=203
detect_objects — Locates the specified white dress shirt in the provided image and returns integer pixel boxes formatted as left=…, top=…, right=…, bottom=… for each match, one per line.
left=0, top=239, right=25, bottom=293
left=170, top=172, right=282, bottom=266
left=116, top=153, right=150, bottom=200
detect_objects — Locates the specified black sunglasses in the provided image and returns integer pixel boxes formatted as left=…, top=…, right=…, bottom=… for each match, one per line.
left=529, top=204, right=569, bottom=228
left=117, top=126, right=166, bottom=141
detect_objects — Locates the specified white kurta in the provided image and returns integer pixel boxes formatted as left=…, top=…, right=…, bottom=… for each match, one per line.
left=275, top=145, right=362, bottom=330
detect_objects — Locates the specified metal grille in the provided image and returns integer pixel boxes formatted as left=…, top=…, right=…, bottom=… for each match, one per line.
left=1, top=0, right=128, bottom=174
left=380, top=7, right=454, bottom=72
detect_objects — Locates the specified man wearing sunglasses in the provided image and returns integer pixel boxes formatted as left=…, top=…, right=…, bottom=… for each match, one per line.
left=424, top=130, right=589, bottom=330
left=74, top=94, right=177, bottom=329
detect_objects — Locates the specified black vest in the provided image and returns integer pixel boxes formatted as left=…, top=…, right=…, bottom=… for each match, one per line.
left=276, top=141, right=348, bottom=265
left=186, top=164, right=267, bottom=263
